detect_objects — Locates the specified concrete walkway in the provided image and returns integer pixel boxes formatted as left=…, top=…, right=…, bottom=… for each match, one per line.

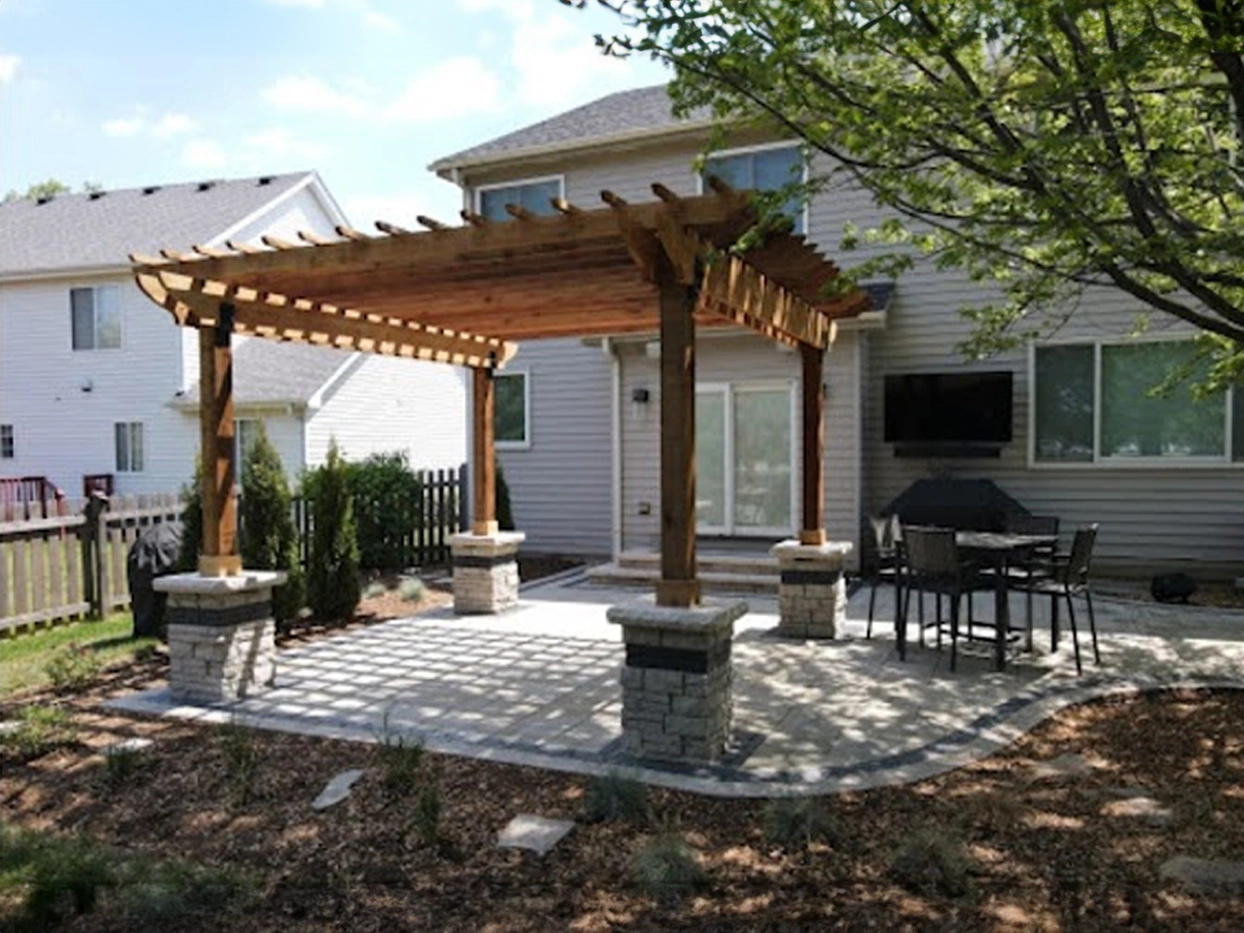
left=112, top=573, right=1244, bottom=797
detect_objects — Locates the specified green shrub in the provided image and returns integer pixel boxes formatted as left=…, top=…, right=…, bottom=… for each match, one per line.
left=413, top=781, right=443, bottom=845
left=0, top=826, right=113, bottom=931
left=239, top=425, right=304, bottom=629
left=629, top=834, right=708, bottom=902
left=583, top=772, right=650, bottom=824
left=116, top=857, right=253, bottom=928
left=0, top=706, right=77, bottom=762
left=763, top=797, right=838, bottom=848
left=375, top=714, right=424, bottom=795
left=305, top=440, right=361, bottom=620
left=219, top=720, right=259, bottom=804
left=344, top=452, right=423, bottom=573
left=496, top=463, right=516, bottom=531
left=890, top=830, right=975, bottom=897
left=101, top=745, right=143, bottom=791
left=399, top=576, right=425, bottom=602
left=176, top=459, right=204, bottom=573
left=44, top=641, right=101, bottom=693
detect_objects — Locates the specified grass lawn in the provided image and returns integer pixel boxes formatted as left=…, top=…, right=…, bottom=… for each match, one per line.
left=0, top=614, right=158, bottom=699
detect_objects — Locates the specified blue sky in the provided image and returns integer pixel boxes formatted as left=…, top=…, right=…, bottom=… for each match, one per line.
left=0, top=0, right=668, bottom=225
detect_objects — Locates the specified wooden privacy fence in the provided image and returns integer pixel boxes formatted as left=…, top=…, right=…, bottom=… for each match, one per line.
left=0, top=493, right=180, bottom=633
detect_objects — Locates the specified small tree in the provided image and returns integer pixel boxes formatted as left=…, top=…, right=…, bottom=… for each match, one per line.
left=176, top=460, right=203, bottom=573
left=239, top=425, right=304, bottom=628
left=306, top=440, right=361, bottom=620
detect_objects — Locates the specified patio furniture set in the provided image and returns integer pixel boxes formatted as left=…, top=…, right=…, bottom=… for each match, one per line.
left=864, top=514, right=1102, bottom=674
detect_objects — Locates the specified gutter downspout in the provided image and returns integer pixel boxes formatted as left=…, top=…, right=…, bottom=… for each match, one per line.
left=603, top=337, right=622, bottom=562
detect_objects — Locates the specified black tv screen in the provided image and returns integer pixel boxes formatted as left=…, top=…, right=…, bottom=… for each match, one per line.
left=884, top=371, right=1013, bottom=444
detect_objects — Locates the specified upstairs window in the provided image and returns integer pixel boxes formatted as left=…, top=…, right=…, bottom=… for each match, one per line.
left=1033, top=339, right=1242, bottom=464
left=494, top=372, right=529, bottom=448
left=476, top=177, right=563, bottom=222
left=115, top=422, right=144, bottom=472
left=703, top=145, right=806, bottom=234
left=0, top=424, right=13, bottom=459
left=71, top=286, right=121, bottom=350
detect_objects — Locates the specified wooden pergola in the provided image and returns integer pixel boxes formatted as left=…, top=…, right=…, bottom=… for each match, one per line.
left=131, top=181, right=871, bottom=606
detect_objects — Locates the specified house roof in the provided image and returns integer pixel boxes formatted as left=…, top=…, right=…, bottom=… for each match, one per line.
left=431, top=84, right=710, bottom=174
left=0, top=172, right=318, bottom=278
left=180, top=339, right=357, bottom=408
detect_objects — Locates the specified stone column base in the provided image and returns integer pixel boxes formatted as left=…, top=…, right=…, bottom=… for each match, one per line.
left=154, top=570, right=285, bottom=703
left=771, top=540, right=852, bottom=639
left=450, top=531, right=525, bottom=614
left=606, top=597, right=747, bottom=763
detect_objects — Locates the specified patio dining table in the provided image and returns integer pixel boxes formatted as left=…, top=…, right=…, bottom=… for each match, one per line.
left=955, top=531, right=1058, bottom=671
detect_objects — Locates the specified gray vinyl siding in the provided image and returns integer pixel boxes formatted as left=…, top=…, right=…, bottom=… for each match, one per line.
left=485, top=338, right=613, bottom=556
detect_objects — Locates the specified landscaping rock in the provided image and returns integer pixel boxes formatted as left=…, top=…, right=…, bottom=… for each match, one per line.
left=312, top=768, right=366, bottom=811
left=0, top=721, right=22, bottom=737
left=496, top=814, right=574, bottom=856
left=103, top=737, right=154, bottom=757
left=1030, top=752, right=1096, bottom=779
left=1100, top=793, right=1174, bottom=825
left=1159, top=856, right=1244, bottom=896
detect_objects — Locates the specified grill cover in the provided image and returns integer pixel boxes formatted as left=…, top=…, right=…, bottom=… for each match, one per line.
left=883, top=478, right=1028, bottom=532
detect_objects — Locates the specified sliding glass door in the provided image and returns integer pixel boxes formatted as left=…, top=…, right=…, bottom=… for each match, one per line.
left=695, top=383, right=795, bottom=536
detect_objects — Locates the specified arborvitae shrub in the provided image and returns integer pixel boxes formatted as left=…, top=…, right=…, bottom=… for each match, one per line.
left=305, top=440, right=361, bottom=620
left=239, top=425, right=304, bottom=629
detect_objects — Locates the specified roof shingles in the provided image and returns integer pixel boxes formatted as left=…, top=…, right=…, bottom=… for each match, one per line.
left=181, top=339, right=357, bottom=407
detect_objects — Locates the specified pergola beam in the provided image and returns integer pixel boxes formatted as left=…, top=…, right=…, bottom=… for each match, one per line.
left=198, top=309, right=241, bottom=577
left=698, top=254, right=835, bottom=349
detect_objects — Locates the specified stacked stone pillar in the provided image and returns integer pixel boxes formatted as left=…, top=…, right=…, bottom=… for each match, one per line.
left=449, top=531, right=525, bottom=614
left=607, top=598, right=746, bottom=763
left=771, top=540, right=852, bottom=639
left=154, top=571, right=284, bottom=703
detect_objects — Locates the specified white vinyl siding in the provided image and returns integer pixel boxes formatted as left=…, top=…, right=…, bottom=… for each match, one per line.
left=495, top=371, right=529, bottom=448
left=114, top=422, right=144, bottom=472
left=71, top=286, right=121, bottom=350
left=235, top=418, right=262, bottom=479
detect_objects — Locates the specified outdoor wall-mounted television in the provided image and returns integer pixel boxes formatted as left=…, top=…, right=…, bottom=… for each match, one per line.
left=884, top=371, right=1013, bottom=445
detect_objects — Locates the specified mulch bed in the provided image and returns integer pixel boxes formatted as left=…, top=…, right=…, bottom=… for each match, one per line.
left=5, top=663, right=1244, bottom=931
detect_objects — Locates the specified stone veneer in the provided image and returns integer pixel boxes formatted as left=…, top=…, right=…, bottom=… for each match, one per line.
left=606, top=597, right=747, bottom=763
left=154, top=571, right=285, bottom=704
left=771, top=540, right=853, bottom=639
left=450, top=532, right=525, bottom=614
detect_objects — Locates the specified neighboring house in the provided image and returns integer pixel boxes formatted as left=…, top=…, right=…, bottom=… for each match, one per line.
left=0, top=172, right=467, bottom=498
left=430, top=84, right=1244, bottom=578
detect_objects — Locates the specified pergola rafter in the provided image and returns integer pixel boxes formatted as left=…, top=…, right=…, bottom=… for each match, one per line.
left=132, top=182, right=872, bottom=605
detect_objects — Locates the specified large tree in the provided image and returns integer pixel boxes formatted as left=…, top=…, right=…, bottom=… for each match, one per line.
left=581, top=0, right=1244, bottom=390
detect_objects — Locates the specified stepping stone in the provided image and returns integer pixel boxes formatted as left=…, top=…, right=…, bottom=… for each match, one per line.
left=312, top=768, right=366, bottom=811
left=103, top=737, right=154, bottom=757
left=1160, top=856, right=1244, bottom=896
left=1100, top=794, right=1174, bottom=825
left=1031, top=752, right=1096, bottom=779
left=497, top=814, right=574, bottom=856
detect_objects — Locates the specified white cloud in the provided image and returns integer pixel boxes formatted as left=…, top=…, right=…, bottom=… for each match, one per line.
left=510, top=12, right=631, bottom=110
left=103, top=115, right=145, bottom=137
left=0, top=54, right=19, bottom=85
left=182, top=138, right=228, bottom=169
left=341, top=188, right=442, bottom=231
left=456, top=0, right=534, bottom=20
left=244, top=127, right=331, bottom=163
left=384, top=57, right=501, bottom=122
left=363, top=9, right=399, bottom=32
left=263, top=75, right=377, bottom=117
left=266, top=0, right=326, bottom=6
left=150, top=112, right=196, bottom=138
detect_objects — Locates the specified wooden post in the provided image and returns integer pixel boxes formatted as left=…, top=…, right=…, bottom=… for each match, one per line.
left=656, top=279, right=700, bottom=607
left=472, top=366, right=498, bottom=536
left=198, top=307, right=241, bottom=576
left=800, top=343, right=827, bottom=546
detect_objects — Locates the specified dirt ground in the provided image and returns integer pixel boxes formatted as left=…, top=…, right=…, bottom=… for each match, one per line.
left=4, top=558, right=1244, bottom=931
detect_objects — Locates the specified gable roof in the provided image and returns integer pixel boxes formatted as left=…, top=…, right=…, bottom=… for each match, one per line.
left=0, top=172, right=320, bottom=278
left=179, top=339, right=358, bottom=408
left=431, top=84, right=711, bottom=175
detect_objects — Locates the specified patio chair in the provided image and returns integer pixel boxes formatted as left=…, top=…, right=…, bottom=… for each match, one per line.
left=1013, top=524, right=1101, bottom=674
left=1001, top=513, right=1061, bottom=650
left=898, top=525, right=994, bottom=670
left=865, top=514, right=904, bottom=639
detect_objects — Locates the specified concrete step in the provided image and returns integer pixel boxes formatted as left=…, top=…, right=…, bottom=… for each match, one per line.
left=614, top=550, right=781, bottom=578
left=585, top=562, right=779, bottom=594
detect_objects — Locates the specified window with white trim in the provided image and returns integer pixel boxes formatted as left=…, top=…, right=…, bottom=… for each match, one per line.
left=0, top=424, right=13, bottom=460
left=114, top=422, right=144, bottom=472
left=1032, top=339, right=1242, bottom=464
left=494, top=372, right=528, bottom=448
left=477, top=178, right=562, bottom=222
left=71, top=286, right=121, bottom=350
left=703, top=145, right=805, bottom=234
